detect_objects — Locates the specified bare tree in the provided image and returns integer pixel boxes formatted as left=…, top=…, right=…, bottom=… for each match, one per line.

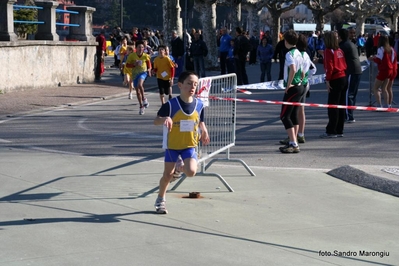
left=163, top=0, right=183, bottom=47
left=382, top=1, right=399, bottom=32
left=256, top=0, right=302, bottom=46
left=194, top=0, right=219, bottom=69
left=345, top=0, right=388, bottom=35
left=242, top=0, right=263, bottom=33
left=302, top=0, right=354, bottom=32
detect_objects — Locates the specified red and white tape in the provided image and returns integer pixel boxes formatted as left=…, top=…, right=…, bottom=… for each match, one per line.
left=208, top=96, right=399, bottom=113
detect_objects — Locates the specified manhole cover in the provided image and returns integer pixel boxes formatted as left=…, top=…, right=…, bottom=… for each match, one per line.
left=382, top=168, right=399, bottom=176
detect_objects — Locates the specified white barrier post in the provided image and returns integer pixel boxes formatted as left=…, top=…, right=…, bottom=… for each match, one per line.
left=170, top=74, right=255, bottom=192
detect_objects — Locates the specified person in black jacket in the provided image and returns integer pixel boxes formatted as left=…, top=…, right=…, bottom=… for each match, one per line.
left=273, top=38, right=289, bottom=80
left=233, top=27, right=250, bottom=85
left=338, top=29, right=362, bottom=123
left=189, top=32, right=208, bottom=78
left=171, top=30, right=185, bottom=77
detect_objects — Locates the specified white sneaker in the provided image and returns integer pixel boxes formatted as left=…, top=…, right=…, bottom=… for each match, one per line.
left=154, top=199, right=168, bottom=214
left=139, top=106, right=145, bottom=115
left=143, top=98, right=149, bottom=108
left=128, top=93, right=132, bottom=99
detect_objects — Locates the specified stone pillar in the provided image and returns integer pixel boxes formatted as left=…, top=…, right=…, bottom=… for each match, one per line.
left=67, top=6, right=96, bottom=42
left=34, top=0, right=59, bottom=41
left=0, top=0, right=18, bottom=41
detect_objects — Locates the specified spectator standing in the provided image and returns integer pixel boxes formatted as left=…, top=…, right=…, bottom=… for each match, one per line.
left=393, top=32, right=399, bottom=61
left=218, top=27, right=232, bottom=75
left=273, top=38, right=289, bottom=80
left=189, top=32, right=208, bottom=78
left=257, top=37, right=274, bottom=82
left=356, top=34, right=366, bottom=56
left=365, top=32, right=374, bottom=57
left=320, top=31, right=347, bottom=138
left=373, top=32, right=380, bottom=54
left=338, top=29, right=362, bottom=123
left=226, top=39, right=236, bottom=74
left=171, top=30, right=185, bottom=78
left=278, top=30, right=305, bottom=153
left=234, top=27, right=250, bottom=85
left=95, top=29, right=106, bottom=81
left=249, top=30, right=259, bottom=65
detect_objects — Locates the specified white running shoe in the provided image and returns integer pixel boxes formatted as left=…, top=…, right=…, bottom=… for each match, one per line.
left=154, top=199, right=168, bottom=214
left=139, top=106, right=145, bottom=115
left=143, top=98, right=149, bottom=108
left=128, top=93, right=132, bottom=99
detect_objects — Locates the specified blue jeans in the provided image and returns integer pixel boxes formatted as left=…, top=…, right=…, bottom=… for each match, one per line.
left=260, top=62, right=272, bottom=82
left=193, top=56, right=206, bottom=78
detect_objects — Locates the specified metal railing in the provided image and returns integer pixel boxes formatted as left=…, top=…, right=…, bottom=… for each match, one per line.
left=170, top=74, right=255, bottom=192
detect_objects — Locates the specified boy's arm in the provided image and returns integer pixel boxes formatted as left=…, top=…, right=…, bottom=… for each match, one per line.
left=285, top=64, right=296, bottom=93
left=154, top=116, right=173, bottom=131
left=199, top=122, right=210, bottom=145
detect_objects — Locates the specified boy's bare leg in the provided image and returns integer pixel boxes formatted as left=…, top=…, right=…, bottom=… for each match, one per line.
left=135, top=79, right=145, bottom=106
left=158, top=162, right=175, bottom=199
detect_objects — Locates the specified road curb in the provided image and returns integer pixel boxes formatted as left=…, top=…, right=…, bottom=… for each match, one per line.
left=327, top=165, right=399, bottom=197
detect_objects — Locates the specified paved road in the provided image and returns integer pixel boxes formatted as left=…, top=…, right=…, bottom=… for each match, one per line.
left=0, top=56, right=398, bottom=266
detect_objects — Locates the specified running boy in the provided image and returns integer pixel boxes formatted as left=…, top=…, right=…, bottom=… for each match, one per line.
left=153, top=71, right=210, bottom=214
left=152, top=45, right=176, bottom=104
left=122, top=45, right=135, bottom=99
left=125, top=40, right=152, bottom=115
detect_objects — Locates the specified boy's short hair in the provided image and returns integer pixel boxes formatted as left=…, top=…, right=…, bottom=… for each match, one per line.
left=158, top=45, right=166, bottom=50
left=178, top=71, right=198, bottom=84
left=284, top=30, right=299, bottom=46
left=136, top=40, right=144, bottom=46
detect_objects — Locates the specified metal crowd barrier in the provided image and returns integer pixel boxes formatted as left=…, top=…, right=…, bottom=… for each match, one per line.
left=171, top=74, right=255, bottom=192
left=13, top=5, right=80, bottom=27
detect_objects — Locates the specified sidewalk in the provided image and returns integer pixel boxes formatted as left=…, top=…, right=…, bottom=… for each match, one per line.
left=1, top=148, right=398, bottom=266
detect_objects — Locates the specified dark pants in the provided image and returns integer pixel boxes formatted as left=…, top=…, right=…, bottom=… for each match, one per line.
left=280, top=85, right=305, bottom=129
left=220, top=51, right=228, bottom=75
left=326, top=77, right=347, bottom=135
left=345, top=73, right=362, bottom=121
left=260, top=62, right=272, bottom=82
left=193, top=55, right=206, bottom=78
left=226, top=59, right=235, bottom=74
left=174, top=56, right=184, bottom=78
left=95, top=52, right=103, bottom=80
left=234, top=58, right=248, bottom=85
left=249, top=49, right=257, bottom=64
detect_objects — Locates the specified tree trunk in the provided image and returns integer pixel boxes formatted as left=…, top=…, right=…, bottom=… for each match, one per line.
left=195, top=1, right=219, bottom=69
left=271, top=10, right=282, bottom=47
left=313, top=10, right=325, bottom=32
left=355, top=16, right=366, bottom=36
left=163, top=0, right=182, bottom=47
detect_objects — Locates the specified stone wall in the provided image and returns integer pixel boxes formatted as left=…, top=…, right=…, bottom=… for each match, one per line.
left=0, top=40, right=96, bottom=93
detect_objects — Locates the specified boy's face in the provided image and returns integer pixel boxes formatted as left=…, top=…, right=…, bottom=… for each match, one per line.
left=178, top=74, right=198, bottom=97
left=136, top=44, right=144, bottom=53
left=159, top=48, right=166, bottom=56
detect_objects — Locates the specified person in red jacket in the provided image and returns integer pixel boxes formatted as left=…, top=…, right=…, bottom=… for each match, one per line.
left=320, top=31, right=347, bottom=138
left=95, top=29, right=107, bottom=81
left=369, top=35, right=397, bottom=108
